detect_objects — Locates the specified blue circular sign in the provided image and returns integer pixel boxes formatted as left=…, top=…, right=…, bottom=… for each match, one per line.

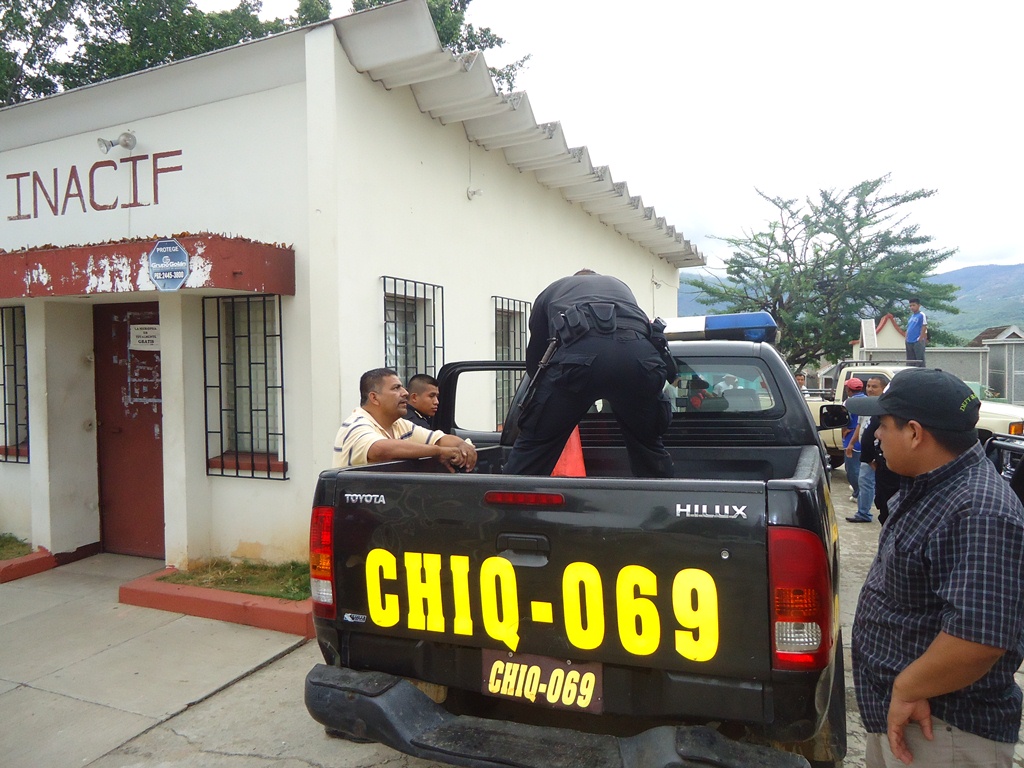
left=148, top=239, right=191, bottom=291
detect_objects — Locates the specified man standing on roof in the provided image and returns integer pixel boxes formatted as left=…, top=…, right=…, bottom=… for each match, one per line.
left=905, top=297, right=928, bottom=364
left=502, top=270, right=673, bottom=478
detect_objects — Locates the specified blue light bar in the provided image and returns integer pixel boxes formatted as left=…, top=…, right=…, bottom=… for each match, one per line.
left=663, top=312, right=778, bottom=343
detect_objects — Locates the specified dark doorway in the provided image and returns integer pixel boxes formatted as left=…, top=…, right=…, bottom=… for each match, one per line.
left=93, top=303, right=165, bottom=558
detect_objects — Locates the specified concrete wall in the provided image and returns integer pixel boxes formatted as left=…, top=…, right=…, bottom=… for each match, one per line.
left=922, top=347, right=988, bottom=384
left=29, top=302, right=100, bottom=555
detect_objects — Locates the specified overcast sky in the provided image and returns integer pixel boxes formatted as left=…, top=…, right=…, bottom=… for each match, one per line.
left=197, top=0, right=1023, bottom=277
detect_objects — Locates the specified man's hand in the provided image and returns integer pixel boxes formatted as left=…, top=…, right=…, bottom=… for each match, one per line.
left=885, top=632, right=1005, bottom=765
left=437, top=438, right=477, bottom=472
left=887, top=694, right=932, bottom=764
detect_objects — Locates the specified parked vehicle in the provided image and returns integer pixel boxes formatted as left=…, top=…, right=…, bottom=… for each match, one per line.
left=985, top=433, right=1024, bottom=503
left=305, top=314, right=848, bottom=768
left=806, top=361, right=1024, bottom=467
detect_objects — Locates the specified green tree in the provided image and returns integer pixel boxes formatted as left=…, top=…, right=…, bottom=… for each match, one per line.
left=683, top=176, right=961, bottom=371
left=1, top=0, right=328, bottom=106
left=1, top=0, right=81, bottom=105
left=53, top=0, right=289, bottom=91
left=350, top=0, right=529, bottom=91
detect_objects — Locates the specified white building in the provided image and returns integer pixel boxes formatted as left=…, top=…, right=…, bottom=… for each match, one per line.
left=0, top=0, right=702, bottom=567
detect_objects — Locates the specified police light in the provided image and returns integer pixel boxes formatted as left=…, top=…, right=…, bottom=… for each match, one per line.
left=662, top=312, right=778, bottom=343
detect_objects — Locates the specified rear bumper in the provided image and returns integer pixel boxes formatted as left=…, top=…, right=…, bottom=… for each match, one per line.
left=305, top=664, right=810, bottom=768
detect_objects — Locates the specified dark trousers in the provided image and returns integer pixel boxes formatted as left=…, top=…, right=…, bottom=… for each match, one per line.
left=874, top=459, right=901, bottom=524
left=906, top=340, right=926, bottom=363
left=503, top=332, right=674, bottom=478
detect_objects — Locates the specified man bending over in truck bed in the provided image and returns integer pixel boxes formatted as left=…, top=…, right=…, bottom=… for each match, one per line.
left=332, top=368, right=477, bottom=472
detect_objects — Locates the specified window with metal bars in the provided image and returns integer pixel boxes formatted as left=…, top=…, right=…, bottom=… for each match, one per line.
left=383, top=276, right=444, bottom=382
left=0, top=306, right=29, bottom=462
left=494, top=297, right=530, bottom=427
left=202, top=296, right=287, bottom=479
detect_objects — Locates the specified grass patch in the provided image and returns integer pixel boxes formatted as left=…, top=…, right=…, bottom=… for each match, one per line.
left=0, top=533, right=32, bottom=561
left=158, top=558, right=311, bottom=601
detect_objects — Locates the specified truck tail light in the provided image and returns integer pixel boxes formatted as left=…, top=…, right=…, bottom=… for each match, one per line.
left=310, top=505, right=336, bottom=619
left=768, top=526, right=833, bottom=671
left=484, top=491, right=565, bottom=506
left=1009, top=422, right=1023, bottom=436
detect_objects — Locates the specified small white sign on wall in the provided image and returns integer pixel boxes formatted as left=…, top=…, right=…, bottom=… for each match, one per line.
left=130, top=324, right=161, bottom=351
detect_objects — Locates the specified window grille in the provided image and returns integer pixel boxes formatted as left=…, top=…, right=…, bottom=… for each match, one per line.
left=493, top=296, right=530, bottom=427
left=382, top=277, right=444, bottom=382
left=0, top=306, right=29, bottom=462
left=202, top=296, right=286, bottom=479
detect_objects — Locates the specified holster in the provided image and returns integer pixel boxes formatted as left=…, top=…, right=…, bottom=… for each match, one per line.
left=553, top=305, right=591, bottom=346
left=650, top=317, right=678, bottom=383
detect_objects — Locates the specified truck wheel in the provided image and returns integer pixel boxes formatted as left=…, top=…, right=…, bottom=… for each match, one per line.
left=767, top=632, right=848, bottom=767
left=829, top=454, right=845, bottom=470
left=808, top=631, right=848, bottom=767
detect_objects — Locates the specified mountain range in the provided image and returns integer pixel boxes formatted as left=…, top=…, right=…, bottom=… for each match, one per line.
left=677, top=264, right=1024, bottom=343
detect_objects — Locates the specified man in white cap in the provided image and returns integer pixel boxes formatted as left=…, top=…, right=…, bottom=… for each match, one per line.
left=713, top=373, right=738, bottom=396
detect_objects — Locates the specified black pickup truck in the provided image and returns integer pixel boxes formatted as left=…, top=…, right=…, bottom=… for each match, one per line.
left=305, top=313, right=850, bottom=768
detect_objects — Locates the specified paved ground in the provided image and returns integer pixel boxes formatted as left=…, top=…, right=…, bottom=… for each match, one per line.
left=4, top=471, right=1024, bottom=766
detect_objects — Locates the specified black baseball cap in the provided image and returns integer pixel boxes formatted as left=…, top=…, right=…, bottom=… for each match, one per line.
left=845, top=368, right=980, bottom=432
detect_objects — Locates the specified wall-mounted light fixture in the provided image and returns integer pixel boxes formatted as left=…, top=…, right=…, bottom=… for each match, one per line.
left=97, top=131, right=136, bottom=154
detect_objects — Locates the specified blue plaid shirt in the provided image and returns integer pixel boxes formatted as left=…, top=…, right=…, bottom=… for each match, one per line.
left=851, top=441, right=1024, bottom=743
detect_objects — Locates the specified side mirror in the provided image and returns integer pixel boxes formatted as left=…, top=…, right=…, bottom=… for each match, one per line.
left=818, top=404, right=849, bottom=430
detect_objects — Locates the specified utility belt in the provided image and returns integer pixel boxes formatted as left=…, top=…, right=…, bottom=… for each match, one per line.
left=552, top=303, right=651, bottom=346
left=553, top=303, right=677, bottom=383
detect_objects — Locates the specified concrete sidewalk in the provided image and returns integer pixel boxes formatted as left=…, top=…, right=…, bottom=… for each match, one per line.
left=0, top=554, right=304, bottom=768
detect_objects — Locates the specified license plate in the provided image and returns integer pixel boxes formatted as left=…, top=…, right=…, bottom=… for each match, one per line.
left=481, top=649, right=603, bottom=714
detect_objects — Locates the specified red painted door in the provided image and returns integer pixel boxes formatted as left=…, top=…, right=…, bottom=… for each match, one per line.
left=94, top=303, right=165, bottom=558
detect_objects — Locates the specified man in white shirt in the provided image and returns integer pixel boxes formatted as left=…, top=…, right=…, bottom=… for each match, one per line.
left=713, top=373, right=738, bottom=395
left=332, top=368, right=476, bottom=471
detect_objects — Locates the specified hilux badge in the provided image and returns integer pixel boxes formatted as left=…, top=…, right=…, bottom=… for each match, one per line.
left=676, top=503, right=747, bottom=519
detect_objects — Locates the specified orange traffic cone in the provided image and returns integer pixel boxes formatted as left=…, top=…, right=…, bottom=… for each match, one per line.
left=551, top=426, right=586, bottom=477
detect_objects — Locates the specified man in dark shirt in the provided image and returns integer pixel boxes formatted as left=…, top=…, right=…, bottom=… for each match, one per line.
left=405, top=373, right=439, bottom=430
left=503, top=270, right=673, bottom=478
left=846, top=368, right=1024, bottom=767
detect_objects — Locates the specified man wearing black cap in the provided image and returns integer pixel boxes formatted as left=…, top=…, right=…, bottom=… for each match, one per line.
left=846, top=368, right=1024, bottom=767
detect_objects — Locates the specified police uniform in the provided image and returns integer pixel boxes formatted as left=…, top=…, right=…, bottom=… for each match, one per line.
left=503, top=273, right=674, bottom=478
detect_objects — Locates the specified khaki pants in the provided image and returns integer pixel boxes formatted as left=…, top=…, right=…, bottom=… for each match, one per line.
left=866, top=718, right=1014, bottom=768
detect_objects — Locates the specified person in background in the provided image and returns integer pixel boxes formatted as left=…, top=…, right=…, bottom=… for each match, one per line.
left=713, top=373, right=738, bottom=395
left=332, top=368, right=476, bottom=471
left=905, top=297, right=928, bottom=364
left=843, top=378, right=866, bottom=504
left=847, top=368, right=1024, bottom=767
left=849, top=375, right=886, bottom=523
left=406, top=373, right=439, bottom=430
left=794, top=371, right=809, bottom=394
left=503, top=270, right=673, bottom=478
left=864, top=413, right=901, bottom=525
left=687, top=375, right=711, bottom=409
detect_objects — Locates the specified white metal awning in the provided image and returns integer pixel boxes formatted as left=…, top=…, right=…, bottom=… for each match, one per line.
left=334, top=0, right=704, bottom=269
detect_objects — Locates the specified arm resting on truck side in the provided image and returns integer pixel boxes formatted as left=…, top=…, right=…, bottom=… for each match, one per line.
left=367, top=434, right=477, bottom=471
